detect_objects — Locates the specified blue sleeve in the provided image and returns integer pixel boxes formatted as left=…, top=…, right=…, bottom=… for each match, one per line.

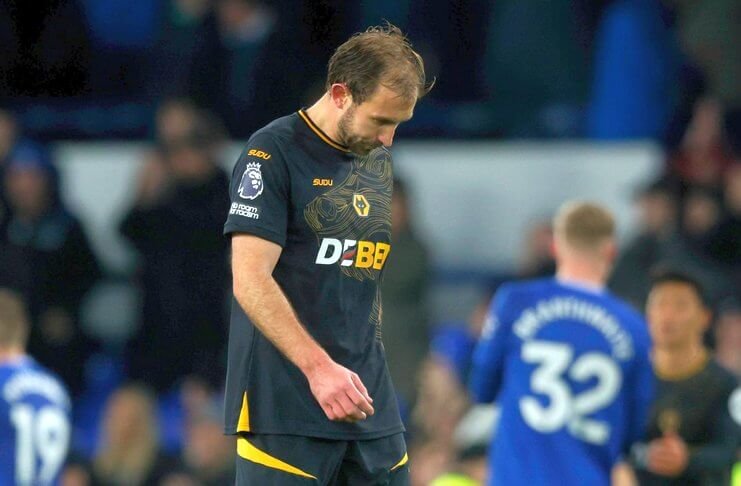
left=624, top=319, right=654, bottom=451
left=469, top=285, right=515, bottom=403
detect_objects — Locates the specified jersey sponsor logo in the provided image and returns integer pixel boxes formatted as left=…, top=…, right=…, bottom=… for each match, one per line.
left=229, top=202, right=260, bottom=220
left=353, top=194, right=370, bottom=217
left=312, top=178, right=334, bottom=187
left=238, top=162, right=263, bottom=200
left=247, top=149, right=271, bottom=160
left=315, top=238, right=390, bottom=270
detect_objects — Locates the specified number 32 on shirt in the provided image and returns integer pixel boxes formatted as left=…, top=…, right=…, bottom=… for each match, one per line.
left=519, top=340, right=622, bottom=445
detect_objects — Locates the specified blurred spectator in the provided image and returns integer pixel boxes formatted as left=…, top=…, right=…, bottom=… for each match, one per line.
left=190, top=0, right=276, bottom=136
left=517, top=218, right=555, bottom=279
left=1, top=143, right=100, bottom=397
left=586, top=0, right=681, bottom=140
left=0, top=108, right=18, bottom=231
left=91, top=384, right=182, bottom=484
left=409, top=294, right=493, bottom=485
left=381, top=177, right=431, bottom=410
left=668, top=98, right=733, bottom=190
left=704, top=162, right=741, bottom=279
left=148, top=0, right=221, bottom=99
left=154, top=98, right=206, bottom=150
left=120, top=116, right=230, bottom=392
left=610, top=180, right=680, bottom=309
left=61, top=454, right=93, bottom=486
left=672, top=0, right=741, bottom=114
left=429, top=405, right=497, bottom=485
left=714, top=301, right=741, bottom=376
left=177, top=399, right=235, bottom=484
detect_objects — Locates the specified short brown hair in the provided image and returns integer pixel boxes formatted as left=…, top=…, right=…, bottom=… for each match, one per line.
left=554, top=201, right=615, bottom=250
left=0, top=289, right=28, bottom=348
left=326, top=23, right=433, bottom=104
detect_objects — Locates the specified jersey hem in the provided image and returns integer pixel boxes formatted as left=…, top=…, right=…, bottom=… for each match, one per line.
left=224, top=423, right=405, bottom=441
left=224, top=225, right=286, bottom=247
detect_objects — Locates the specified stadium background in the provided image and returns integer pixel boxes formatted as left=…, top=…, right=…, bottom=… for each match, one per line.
left=0, top=0, right=739, bottom=484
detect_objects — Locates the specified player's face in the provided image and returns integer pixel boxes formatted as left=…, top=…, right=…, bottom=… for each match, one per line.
left=338, top=86, right=415, bottom=155
left=646, top=282, right=709, bottom=350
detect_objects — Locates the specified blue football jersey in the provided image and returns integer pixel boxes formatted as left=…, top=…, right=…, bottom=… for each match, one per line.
left=469, top=278, right=653, bottom=486
left=0, top=357, right=71, bottom=486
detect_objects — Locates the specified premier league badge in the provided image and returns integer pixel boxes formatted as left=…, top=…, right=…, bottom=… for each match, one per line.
left=238, top=162, right=263, bottom=200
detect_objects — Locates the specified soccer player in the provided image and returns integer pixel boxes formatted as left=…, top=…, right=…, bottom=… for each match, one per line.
left=630, top=270, right=739, bottom=485
left=469, top=201, right=654, bottom=486
left=223, top=24, right=431, bottom=485
left=0, top=289, right=71, bottom=485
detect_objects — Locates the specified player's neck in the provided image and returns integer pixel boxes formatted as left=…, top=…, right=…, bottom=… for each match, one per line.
left=305, top=95, right=342, bottom=142
left=0, top=347, right=27, bottom=364
left=653, top=344, right=707, bottom=380
left=555, top=266, right=606, bottom=291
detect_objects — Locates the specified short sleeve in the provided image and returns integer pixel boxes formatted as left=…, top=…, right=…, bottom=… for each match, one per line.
left=223, top=133, right=290, bottom=247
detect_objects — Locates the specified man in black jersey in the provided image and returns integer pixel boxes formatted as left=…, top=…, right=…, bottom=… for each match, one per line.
left=629, top=270, right=740, bottom=485
left=223, top=24, right=431, bottom=485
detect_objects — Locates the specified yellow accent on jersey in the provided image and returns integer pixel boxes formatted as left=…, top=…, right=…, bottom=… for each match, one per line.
left=237, top=436, right=317, bottom=479
left=391, top=452, right=409, bottom=471
left=298, top=110, right=350, bottom=153
left=237, top=392, right=250, bottom=432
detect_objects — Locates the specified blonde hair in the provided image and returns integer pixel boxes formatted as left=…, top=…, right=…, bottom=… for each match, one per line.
left=553, top=201, right=615, bottom=251
left=0, top=289, right=28, bottom=348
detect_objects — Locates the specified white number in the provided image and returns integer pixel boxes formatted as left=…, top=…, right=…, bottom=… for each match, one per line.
left=519, top=341, right=622, bottom=445
left=10, top=404, right=70, bottom=485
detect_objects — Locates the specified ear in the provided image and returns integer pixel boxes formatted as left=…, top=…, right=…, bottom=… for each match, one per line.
left=604, top=240, right=618, bottom=263
left=698, top=306, right=713, bottom=332
left=329, top=83, right=352, bottom=109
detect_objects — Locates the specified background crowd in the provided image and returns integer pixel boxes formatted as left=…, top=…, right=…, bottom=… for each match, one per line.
left=0, top=0, right=739, bottom=484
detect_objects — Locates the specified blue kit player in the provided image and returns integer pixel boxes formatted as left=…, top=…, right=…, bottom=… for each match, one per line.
left=0, top=289, right=71, bottom=485
left=469, top=202, right=654, bottom=485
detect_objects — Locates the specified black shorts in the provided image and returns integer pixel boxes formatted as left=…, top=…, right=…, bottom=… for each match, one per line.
left=235, top=432, right=409, bottom=485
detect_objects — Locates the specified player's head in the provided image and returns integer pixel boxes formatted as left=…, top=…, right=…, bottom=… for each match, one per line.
left=0, top=288, right=29, bottom=351
left=552, top=201, right=616, bottom=273
left=326, top=23, right=432, bottom=154
left=646, top=269, right=711, bottom=351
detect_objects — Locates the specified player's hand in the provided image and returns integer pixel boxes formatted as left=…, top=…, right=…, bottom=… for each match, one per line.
left=305, top=359, right=374, bottom=422
left=646, top=434, right=689, bottom=477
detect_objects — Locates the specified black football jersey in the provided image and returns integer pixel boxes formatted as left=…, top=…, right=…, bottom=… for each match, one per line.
left=223, top=110, right=404, bottom=439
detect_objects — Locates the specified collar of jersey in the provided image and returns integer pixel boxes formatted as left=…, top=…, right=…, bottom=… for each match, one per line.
left=297, top=109, right=351, bottom=153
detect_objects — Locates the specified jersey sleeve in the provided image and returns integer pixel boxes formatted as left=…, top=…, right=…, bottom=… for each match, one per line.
left=469, top=284, right=515, bottom=403
left=623, top=316, right=654, bottom=452
left=223, top=132, right=290, bottom=247
left=685, top=378, right=740, bottom=476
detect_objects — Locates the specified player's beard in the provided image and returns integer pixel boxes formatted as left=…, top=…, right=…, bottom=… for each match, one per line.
left=337, top=105, right=381, bottom=156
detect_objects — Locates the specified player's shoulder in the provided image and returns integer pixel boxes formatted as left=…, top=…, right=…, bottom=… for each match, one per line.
left=491, top=278, right=554, bottom=310
left=706, top=359, right=739, bottom=391
left=498, top=277, right=558, bottom=299
left=248, top=112, right=297, bottom=146
left=0, top=359, right=70, bottom=409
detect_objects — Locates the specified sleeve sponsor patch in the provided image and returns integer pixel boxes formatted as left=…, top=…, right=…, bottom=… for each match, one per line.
left=237, top=162, right=264, bottom=200
left=230, top=202, right=260, bottom=220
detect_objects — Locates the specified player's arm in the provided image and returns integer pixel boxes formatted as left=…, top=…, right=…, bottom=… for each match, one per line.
left=231, top=235, right=374, bottom=422
left=469, top=286, right=513, bottom=403
left=683, top=384, right=739, bottom=475
left=626, top=323, right=655, bottom=471
left=625, top=323, right=654, bottom=451
left=226, top=135, right=373, bottom=423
